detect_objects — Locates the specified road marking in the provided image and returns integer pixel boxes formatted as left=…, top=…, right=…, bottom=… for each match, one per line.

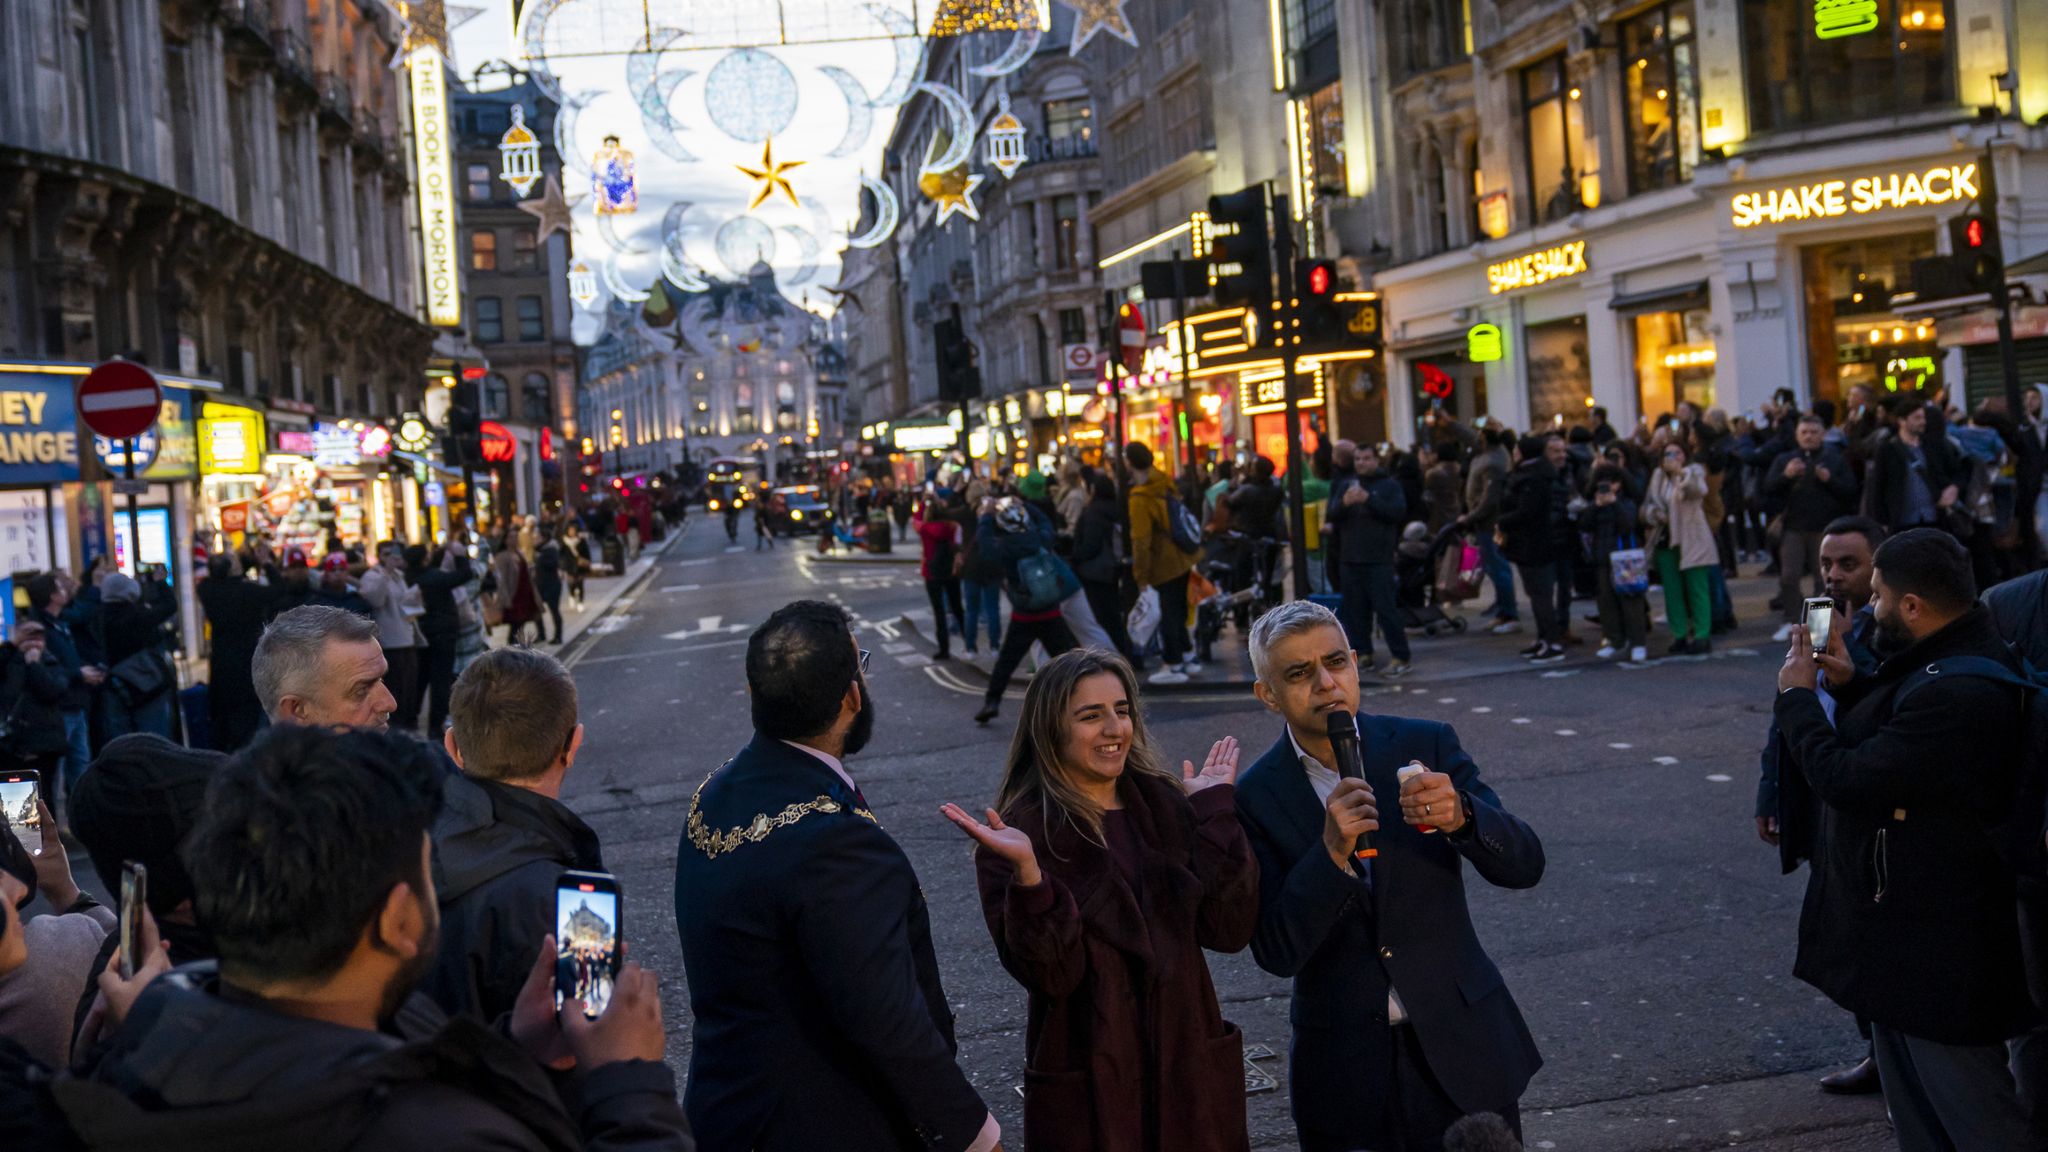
left=1436, top=697, right=1456, bottom=704
left=1511, top=718, right=1531, bottom=724
left=1609, top=742, right=1633, bottom=749
left=657, top=584, right=701, bottom=593
left=1706, top=774, right=1732, bottom=782
left=894, top=654, right=930, bottom=666
left=1539, top=669, right=1579, bottom=678
left=573, top=637, right=750, bottom=666
left=670, top=558, right=718, bottom=567
left=662, top=615, right=750, bottom=641
left=875, top=620, right=901, bottom=640
left=1553, top=729, right=1576, bottom=736
left=1652, top=755, right=1680, bottom=765
left=1469, top=706, right=1492, bottom=713
left=881, top=642, right=916, bottom=655
left=587, top=615, right=633, bottom=635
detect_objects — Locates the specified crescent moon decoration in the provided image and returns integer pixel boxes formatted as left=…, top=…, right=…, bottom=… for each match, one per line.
left=865, top=2, right=924, bottom=107
left=915, top=81, right=975, bottom=176
left=595, top=214, right=649, bottom=255
left=556, top=92, right=597, bottom=179
left=846, top=171, right=900, bottom=250
left=601, top=256, right=650, bottom=303
left=779, top=225, right=821, bottom=286
left=678, top=295, right=720, bottom=357
left=819, top=66, right=875, bottom=160
left=661, top=202, right=710, bottom=293
left=968, top=26, right=1041, bottom=77
left=515, top=0, right=568, bottom=103
left=628, top=27, right=698, bottom=162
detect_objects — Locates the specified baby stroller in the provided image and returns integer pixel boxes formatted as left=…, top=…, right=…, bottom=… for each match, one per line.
left=1396, top=523, right=1469, bottom=638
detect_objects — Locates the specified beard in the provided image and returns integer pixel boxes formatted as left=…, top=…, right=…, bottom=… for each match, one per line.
left=1873, top=604, right=1914, bottom=656
left=843, top=673, right=876, bottom=757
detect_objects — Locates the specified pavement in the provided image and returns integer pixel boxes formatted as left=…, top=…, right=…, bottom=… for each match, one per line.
left=543, top=529, right=1901, bottom=1151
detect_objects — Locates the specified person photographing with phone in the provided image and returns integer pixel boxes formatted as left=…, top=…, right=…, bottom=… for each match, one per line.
left=1233, top=601, right=1544, bottom=1152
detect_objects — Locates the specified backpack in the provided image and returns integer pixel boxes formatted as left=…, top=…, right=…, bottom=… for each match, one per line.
left=1009, top=543, right=1079, bottom=613
left=1896, top=652, right=2048, bottom=879
left=1165, top=494, right=1203, bottom=555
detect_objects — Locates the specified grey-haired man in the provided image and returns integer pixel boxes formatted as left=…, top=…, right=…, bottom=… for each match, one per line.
left=252, top=605, right=397, bottom=730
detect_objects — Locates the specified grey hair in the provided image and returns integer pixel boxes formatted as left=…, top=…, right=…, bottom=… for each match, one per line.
left=1249, top=599, right=1346, bottom=683
left=253, top=605, right=379, bottom=717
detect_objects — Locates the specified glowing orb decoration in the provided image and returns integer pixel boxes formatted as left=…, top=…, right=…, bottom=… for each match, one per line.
left=498, top=103, right=542, bottom=196
left=704, top=49, right=801, bottom=143
left=715, top=216, right=778, bottom=276
left=592, top=135, right=638, bottom=214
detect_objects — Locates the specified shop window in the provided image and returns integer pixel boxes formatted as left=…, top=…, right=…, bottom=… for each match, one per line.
left=1052, top=195, right=1080, bottom=271
left=1304, top=81, right=1347, bottom=196
left=1800, top=232, right=1940, bottom=408
left=513, top=228, right=538, bottom=270
left=1742, top=0, right=1952, bottom=134
left=1043, top=98, right=1093, bottom=144
left=1633, top=308, right=1717, bottom=420
left=1411, top=354, right=1491, bottom=426
left=1621, top=1, right=1701, bottom=194
left=516, top=295, right=544, bottom=341
left=471, top=229, right=497, bottom=272
left=476, top=297, right=503, bottom=343
left=1525, top=315, right=1592, bottom=427
left=1058, top=308, right=1088, bottom=347
left=1522, top=55, right=1589, bottom=225
left=466, top=163, right=491, bottom=202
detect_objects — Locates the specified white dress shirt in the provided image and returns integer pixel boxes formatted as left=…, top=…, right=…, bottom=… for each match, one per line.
left=781, top=741, right=1002, bottom=1152
left=1286, top=723, right=1411, bottom=1025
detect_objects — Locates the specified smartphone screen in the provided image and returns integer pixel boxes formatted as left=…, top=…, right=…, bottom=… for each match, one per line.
left=1804, top=598, right=1835, bottom=655
left=0, top=773, right=41, bottom=856
left=119, top=862, right=148, bottom=979
left=555, top=871, right=622, bottom=1019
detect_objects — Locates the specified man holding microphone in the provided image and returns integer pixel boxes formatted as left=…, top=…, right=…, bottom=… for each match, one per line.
left=1234, top=600, right=1545, bottom=1152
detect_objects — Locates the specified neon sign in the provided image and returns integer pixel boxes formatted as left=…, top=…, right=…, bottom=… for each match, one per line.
left=1486, top=241, right=1588, bottom=295
left=1731, top=163, right=1978, bottom=228
left=1814, top=0, right=1880, bottom=39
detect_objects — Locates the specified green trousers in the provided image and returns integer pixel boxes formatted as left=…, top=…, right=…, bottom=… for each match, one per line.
left=1655, top=547, right=1713, bottom=642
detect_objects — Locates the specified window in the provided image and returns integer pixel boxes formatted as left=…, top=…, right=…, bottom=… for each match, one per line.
left=1525, top=315, right=1591, bottom=425
left=1522, top=55, right=1588, bottom=225
left=471, top=229, right=497, bottom=271
left=1058, top=308, right=1088, bottom=347
left=516, top=295, right=544, bottom=341
left=476, top=297, right=503, bottom=343
left=1304, top=81, right=1347, bottom=195
left=521, top=373, right=551, bottom=422
left=1801, top=232, right=1941, bottom=407
left=1634, top=308, right=1717, bottom=418
left=482, top=372, right=510, bottom=418
left=1742, top=0, right=1952, bottom=133
left=1109, top=116, right=1148, bottom=187
left=1043, top=98, right=1093, bottom=144
left=1622, top=2, right=1701, bottom=194
left=1052, top=196, right=1080, bottom=271
left=1160, top=74, right=1209, bottom=160
left=1419, top=141, right=1449, bottom=255
left=1391, top=0, right=1469, bottom=79
left=513, top=229, right=538, bottom=270
left=466, top=163, right=491, bottom=201
left=1282, top=0, right=1337, bottom=56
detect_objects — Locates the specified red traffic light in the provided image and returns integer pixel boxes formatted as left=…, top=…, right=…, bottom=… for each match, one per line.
left=1964, top=217, right=1985, bottom=249
left=1308, top=263, right=1332, bottom=295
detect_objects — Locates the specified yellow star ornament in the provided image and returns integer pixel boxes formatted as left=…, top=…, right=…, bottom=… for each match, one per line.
left=918, top=164, right=985, bottom=225
left=736, top=139, right=806, bottom=212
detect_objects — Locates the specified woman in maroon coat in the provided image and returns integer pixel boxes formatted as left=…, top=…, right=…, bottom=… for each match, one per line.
left=940, top=649, right=1259, bottom=1152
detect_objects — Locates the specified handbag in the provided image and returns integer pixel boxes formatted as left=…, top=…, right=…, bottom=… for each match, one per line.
left=1126, top=586, right=1162, bottom=651
left=109, top=648, right=173, bottom=705
left=1609, top=534, right=1650, bottom=598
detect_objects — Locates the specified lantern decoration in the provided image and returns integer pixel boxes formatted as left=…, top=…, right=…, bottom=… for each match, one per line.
left=568, top=260, right=600, bottom=308
left=498, top=104, right=542, bottom=196
left=591, top=135, right=638, bottom=215
left=985, top=91, right=1026, bottom=179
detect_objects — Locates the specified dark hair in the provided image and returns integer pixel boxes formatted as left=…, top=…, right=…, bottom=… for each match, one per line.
left=1591, top=406, right=1609, bottom=421
left=747, top=600, right=858, bottom=741
left=1797, top=413, right=1826, bottom=429
left=1442, top=1112, right=1523, bottom=1152
left=207, top=554, right=236, bottom=580
left=1123, top=441, right=1154, bottom=472
left=1566, top=425, right=1593, bottom=444
left=71, top=734, right=224, bottom=918
left=1088, top=473, right=1117, bottom=502
left=1516, top=434, right=1549, bottom=461
left=1251, top=456, right=1276, bottom=482
left=183, top=726, right=444, bottom=985
left=1822, top=515, right=1885, bottom=550
left=25, top=573, right=59, bottom=612
left=1873, top=527, right=1974, bottom=614
left=1812, top=399, right=1837, bottom=427
left=1893, top=393, right=1927, bottom=420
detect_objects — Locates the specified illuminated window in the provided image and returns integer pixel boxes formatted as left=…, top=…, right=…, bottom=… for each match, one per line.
left=1304, top=81, right=1347, bottom=194
left=470, top=229, right=497, bottom=271
left=1800, top=232, right=1939, bottom=407
left=1742, top=0, right=1952, bottom=133
left=1621, top=2, right=1701, bottom=194
left=1043, top=98, right=1093, bottom=146
left=1522, top=55, right=1588, bottom=225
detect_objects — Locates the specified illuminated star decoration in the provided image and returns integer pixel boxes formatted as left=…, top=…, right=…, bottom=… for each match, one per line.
left=736, top=138, right=806, bottom=212
left=516, top=172, right=584, bottom=243
left=1063, top=0, right=1138, bottom=54
left=918, top=164, right=985, bottom=224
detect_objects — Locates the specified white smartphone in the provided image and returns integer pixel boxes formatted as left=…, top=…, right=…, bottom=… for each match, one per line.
left=1803, top=597, right=1835, bottom=656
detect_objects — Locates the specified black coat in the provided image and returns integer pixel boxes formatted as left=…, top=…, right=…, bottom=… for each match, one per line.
left=102, top=586, right=177, bottom=667
left=197, top=576, right=285, bottom=751
left=423, top=771, right=605, bottom=1024
left=1495, top=460, right=1560, bottom=566
left=30, top=607, right=95, bottom=714
left=1224, top=479, right=1285, bottom=541
left=1776, top=607, right=2037, bottom=1044
left=1869, top=433, right=1964, bottom=532
left=1071, top=496, right=1120, bottom=584
left=413, top=554, right=474, bottom=643
left=1326, top=470, right=1405, bottom=566
left=0, top=644, right=71, bottom=757
left=1763, top=448, right=1858, bottom=534
left=1984, top=569, right=2048, bottom=663
left=1758, top=606, right=1882, bottom=873
left=673, top=736, right=988, bottom=1152
left=51, top=965, right=692, bottom=1152
left=1235, top=718, right=1545, bottom=1148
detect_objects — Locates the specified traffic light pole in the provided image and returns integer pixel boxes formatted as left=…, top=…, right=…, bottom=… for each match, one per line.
left=1270, top=192, right=1312, bottom=602
left=1102, top=289, right=1125, bottom=474
left=1170, top=251, right=1193, bottom=471
left=1978, top=146, right=2035, bottom=562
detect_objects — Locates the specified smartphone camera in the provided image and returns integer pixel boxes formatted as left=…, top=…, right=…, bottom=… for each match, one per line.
left=1802, top=597, right=1835, bottom=658
left=0, top=772, right=42, bottom=856
left=555, top=870, right=622, bottom=1019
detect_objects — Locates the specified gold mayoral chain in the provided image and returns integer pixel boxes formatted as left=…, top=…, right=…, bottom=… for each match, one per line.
left=686, top=770, right=877, bottom=860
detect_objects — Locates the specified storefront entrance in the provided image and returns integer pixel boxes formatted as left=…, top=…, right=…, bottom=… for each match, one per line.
left=1800, top=232, right=1940, bottom=407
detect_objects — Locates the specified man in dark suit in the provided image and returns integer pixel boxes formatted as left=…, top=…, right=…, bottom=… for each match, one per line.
left=673, top=600, right=999, bottom=1152
left=1234, top=599, right=1544, bottom=1152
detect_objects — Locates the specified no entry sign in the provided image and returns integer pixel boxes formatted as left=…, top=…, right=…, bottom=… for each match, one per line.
left=76, top=360, right=163, bottom=441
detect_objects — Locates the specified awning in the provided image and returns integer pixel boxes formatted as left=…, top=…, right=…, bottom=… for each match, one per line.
left=1608, top=280, right=1711, bottom=316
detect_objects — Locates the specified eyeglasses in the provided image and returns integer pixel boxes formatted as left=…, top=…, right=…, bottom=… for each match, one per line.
left=858, top=649, right=871, bottom=673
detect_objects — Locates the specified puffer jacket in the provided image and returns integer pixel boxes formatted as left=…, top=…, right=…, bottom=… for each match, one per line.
left=1127, top=469, right=1196, bottom=587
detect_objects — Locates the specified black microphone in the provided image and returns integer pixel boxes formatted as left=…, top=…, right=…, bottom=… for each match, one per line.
left=1325, top=709, right=1376, bottom=860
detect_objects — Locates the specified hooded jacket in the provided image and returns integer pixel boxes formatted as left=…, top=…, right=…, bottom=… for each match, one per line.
left=51, top=966, right=690, bottom=1152
left=422, top=770, right=605, bottom=1024
left=1126, top=469, right=1197, bottom=588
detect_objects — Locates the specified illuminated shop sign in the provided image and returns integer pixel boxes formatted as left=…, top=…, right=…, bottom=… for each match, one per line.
left=1237, top=366, right=1326, bottom=417
left=408, top=47, right=461, bottom=327
left=1730, top=163, right=1978, bottom=228
left=1813, top=0, right=1879, bottom=39
left=1467, top=324, right=1504, bottom=363
left=1486, top=241, right=1588, bottom=295
left=199, top=401, right=265, bottom=474
left=892, top=422, right=957, bottom=452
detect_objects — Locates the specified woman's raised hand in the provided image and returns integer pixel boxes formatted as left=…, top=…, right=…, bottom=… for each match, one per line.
left=940, top=803, right=1042, bottom=886
left=1182, top=736, right=1241, bottom=794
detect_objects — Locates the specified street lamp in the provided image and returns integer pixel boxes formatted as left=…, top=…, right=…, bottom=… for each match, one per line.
left=610, top=409, right=624, bottom=479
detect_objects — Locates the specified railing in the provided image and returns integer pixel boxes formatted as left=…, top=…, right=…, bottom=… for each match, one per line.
left=223, top=0, right=273, bottom=45
left=315, top=71, right=352, bottom=124
left=272, top=28, right=313, bottom=88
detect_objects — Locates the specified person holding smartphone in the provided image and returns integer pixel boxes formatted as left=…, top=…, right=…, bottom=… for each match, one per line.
left=1765, top=416, right=1859, bottom=645
left=0, top=797, right=115, bottom=1070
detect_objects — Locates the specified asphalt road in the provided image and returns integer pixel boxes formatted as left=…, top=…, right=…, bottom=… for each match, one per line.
left=561, top=520, right=1894, bottom=1151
